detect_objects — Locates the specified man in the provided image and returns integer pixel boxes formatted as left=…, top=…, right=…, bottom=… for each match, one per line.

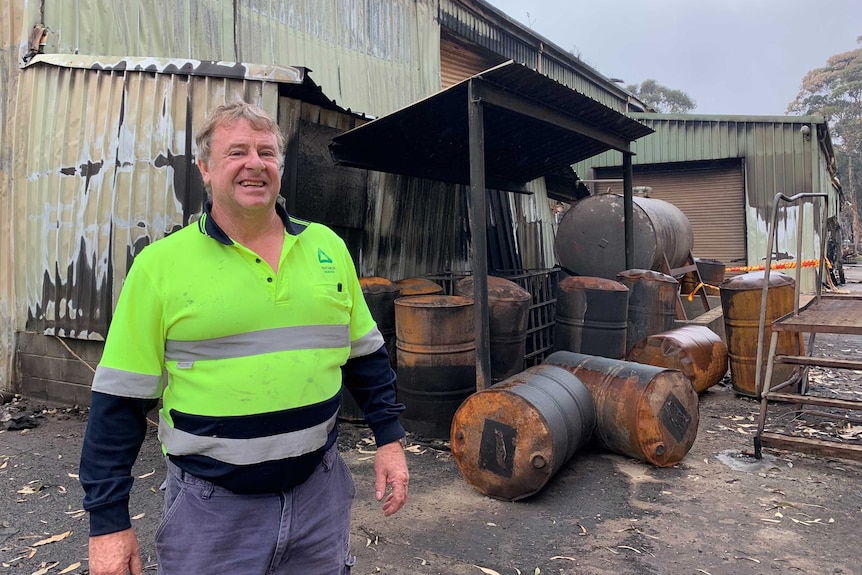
left=80, top=101, right=408, bottom=575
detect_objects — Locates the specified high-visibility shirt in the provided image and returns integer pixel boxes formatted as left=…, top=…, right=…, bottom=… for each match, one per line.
left=80, top=202, right=404, bottom=536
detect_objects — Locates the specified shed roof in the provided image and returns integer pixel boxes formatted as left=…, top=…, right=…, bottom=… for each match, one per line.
left=328, top=61, right=653, bottom=192
left=23, top=55, right=356, bottom=114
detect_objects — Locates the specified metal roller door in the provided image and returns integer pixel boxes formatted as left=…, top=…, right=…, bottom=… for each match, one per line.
left=595, top=162, right=747, bottom=267
left=440, top=33, right=504, bottom=89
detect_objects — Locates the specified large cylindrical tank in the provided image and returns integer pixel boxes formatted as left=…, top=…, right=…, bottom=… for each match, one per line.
left=395, top=277, right=444, bottom=297
left=554, top=194, right=694, bottom=280
left=450, top=364, right=596, bottom=501
left=395, top=295, right=477, bottom=439
left=626, top=325, right=728, bottom=394
left=719, top=272, right=803, bottom=398
left=616, top=269, right=679, bottom=354
left=544, top=351, right=699, bottom=467
left=454, top=275, right=532, bottom=381
left=554, top=276, right=629, bottom=359
left=340, top=277, right=400, bottom=422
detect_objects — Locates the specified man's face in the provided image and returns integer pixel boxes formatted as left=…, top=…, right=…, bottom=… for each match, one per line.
left=197, top=119, right=282, bottom=215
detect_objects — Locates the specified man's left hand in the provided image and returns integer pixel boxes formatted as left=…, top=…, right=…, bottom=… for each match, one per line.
left=374, top=439, right=409, bottom=516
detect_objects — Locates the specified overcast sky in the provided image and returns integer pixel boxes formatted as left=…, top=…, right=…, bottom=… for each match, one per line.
left=485, top=0, right=861, bottom=116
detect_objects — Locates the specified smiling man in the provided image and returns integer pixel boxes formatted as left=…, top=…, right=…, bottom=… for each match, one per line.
left=79, top=101, right=408, bottom=575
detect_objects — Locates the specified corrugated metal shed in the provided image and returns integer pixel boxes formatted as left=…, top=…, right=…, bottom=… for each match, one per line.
left=574, top=113, right=841, bottom=291
left=37, top=0, right=441, bottom=118
left=437, top=0, right=641, bottom=114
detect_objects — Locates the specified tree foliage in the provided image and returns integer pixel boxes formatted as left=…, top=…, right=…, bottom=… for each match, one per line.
left=626, top=79, right=696, bottom=113
left=788, top=36, right=862, bottom=248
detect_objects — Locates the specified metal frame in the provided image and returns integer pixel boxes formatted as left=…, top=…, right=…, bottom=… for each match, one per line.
left=752, top=192, right=862, bottom=461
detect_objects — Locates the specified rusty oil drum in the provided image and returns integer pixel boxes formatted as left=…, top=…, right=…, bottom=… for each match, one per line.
left=626, top=325, right=728, bottom=394
left=395, top=295, right=476, bottom=439
left=616, top=269, right=679, bottom=354
left=395, top=277, right=444, bottom=297
left=719, top=271, right=803, bottom=398
left=554, top=276, right=629, bottom=359
left=450, top=364, right=595, bottom=501
left=454, top=275, right=531, bottom=381
left=544, top=351, right=699, bottom=467
left=681, top=258, right=726, bottom=295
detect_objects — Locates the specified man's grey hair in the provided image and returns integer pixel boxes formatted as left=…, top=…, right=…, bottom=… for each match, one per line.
left=195, top=101, right=286, bottom=166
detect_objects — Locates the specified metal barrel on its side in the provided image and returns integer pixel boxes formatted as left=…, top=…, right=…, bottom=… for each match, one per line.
left=450, top=364, right=596, bottom=501
left=394, top=277, right=445, bottom=297
left=719, top=271, right=803, bottom=398
left=339, top=276, right=401, bottom=422
left=395, top=295, right=477, bottom=440
left=544, top=350, right=699, bottom=467
left=617, top=269, right=679, bottom=354
left=454, top=275, right=532, bottom=382
left=554, top=276, right=629, bottom=359
left=626, top=325, right=728, bottom=394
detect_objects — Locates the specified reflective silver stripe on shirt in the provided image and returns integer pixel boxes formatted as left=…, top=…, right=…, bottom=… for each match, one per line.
left=159, top=411, right=338, bottom=465
left=165, top=325, right=350, bottom=362
left=91, top=365, right=164, bottom=398
left=350, top=327, right=385, bottom=359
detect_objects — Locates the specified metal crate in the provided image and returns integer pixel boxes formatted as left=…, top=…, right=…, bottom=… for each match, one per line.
left=425, top=268, right=560, bottom=367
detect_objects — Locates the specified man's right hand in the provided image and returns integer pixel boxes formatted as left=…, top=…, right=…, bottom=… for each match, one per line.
left=88, top=528, right=143, bottom=575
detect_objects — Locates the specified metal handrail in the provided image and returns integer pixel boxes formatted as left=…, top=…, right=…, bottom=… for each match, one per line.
left=753, top=192, right=829, bottom=397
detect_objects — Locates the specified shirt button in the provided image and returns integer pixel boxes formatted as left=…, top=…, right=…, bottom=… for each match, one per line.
left=267, top=277, right=273, bottom=283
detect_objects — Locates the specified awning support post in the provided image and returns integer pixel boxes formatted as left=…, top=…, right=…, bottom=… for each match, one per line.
left=468, top=79, right=492, bottom=391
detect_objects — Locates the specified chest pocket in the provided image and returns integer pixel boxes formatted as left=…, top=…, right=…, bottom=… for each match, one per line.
left=311, top=282, right=351, bottom=325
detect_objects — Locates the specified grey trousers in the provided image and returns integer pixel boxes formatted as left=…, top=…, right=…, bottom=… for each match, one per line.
left=155, top=446, right=355, bottom=575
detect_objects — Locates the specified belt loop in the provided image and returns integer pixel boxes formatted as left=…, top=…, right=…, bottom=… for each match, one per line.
left=201, top=481, right=214, bottom=499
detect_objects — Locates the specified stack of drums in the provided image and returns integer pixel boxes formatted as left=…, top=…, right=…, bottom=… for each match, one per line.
left=342, top=277, right=400, bottom=422
left=450, top=364, right=595, bottom=500
left=554, top=276, right=629, bottom=359
left=616, top=269, right=679, bottom=353
left=395, top=295, right=477, bottom=439
left=395, top=277, right=444, bottom=297
left=544, top=351, right=699, bottom=467
left=719, top=272, right=803, bottom=398
left=626, top=325, right=728, bottom=394
left=454, top=275, right=532, bottom=381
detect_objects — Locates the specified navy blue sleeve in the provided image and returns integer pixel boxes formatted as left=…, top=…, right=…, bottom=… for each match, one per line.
left=342, top=344, right=406, bottom=446
left=79, top=391, right=159, bottom=536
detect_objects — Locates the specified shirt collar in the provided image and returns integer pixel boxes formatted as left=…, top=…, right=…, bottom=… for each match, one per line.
left=198, top=200, right=306, bottom=245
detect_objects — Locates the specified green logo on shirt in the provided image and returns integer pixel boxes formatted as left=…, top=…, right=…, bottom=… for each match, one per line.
left=318, top=249, right=333, bottom=264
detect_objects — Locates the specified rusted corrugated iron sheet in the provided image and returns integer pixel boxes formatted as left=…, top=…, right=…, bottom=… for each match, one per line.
left=11, top=56, right=283, bottom=339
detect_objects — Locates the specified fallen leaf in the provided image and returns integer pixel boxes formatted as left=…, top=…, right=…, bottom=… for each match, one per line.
left=33, top=531, right=72, bottom=547
left=617, top=545, right=642, bottom=554
left=0, top=461, right=7, bottom=469
left=67, top=473, right=78, bottom=479
left=473, top=566, right=501, bottom=575
left=132, top=513, right=145, bottom=520
left=59, top=563, right=81, bottom=574
left=30, top=562, right=59, bottom=575
left=550, top=556, right=576, bottom=561
left=137, top=469, right=156, bottom=479
left=486, top=522, right=497, bottom=527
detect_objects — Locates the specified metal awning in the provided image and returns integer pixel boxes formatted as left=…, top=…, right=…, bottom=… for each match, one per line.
left=329, top=61, right=653, bottom=390
left=330, top=61, right=652, bottom=193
